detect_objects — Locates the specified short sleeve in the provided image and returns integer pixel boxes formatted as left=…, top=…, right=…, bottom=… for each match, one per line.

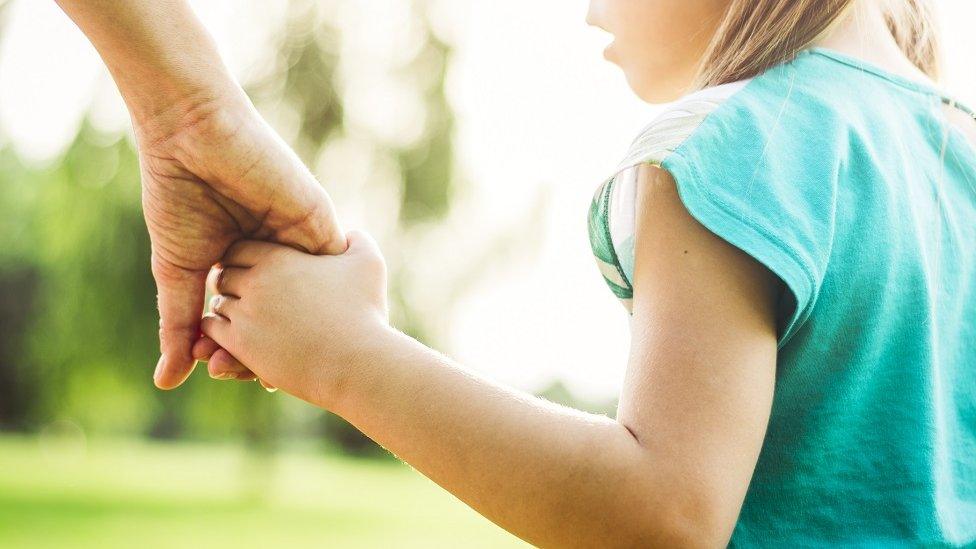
left=609, top=65, right=840, bottom=348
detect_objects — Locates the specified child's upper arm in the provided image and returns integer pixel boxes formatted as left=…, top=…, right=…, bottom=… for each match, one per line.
left=616, top=163, right=779, bottom=542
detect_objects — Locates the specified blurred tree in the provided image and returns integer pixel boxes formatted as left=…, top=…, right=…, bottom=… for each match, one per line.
left=244, top=0, right=473, bottom=457
left=0, top=0, right=547, bottom=462
left=0, top=148, right=32, bottom=428
left=0, top=123, right=159, bottom=433
left=0, top=266, right=37, bottom=430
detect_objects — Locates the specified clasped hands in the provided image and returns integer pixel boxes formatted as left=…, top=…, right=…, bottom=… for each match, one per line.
left=141, top=89, right=390, bottom=407
left=195, top=232, right=390, bottom=405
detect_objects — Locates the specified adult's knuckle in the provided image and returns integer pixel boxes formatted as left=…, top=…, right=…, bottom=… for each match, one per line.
left=150, top=252, right=176, bottom=279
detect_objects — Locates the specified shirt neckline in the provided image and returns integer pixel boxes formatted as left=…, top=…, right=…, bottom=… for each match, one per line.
left=800, top=46, right=976, bottom=119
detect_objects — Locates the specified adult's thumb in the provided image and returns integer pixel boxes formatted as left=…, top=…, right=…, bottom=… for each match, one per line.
left=150, top=254, right=208, bottom=390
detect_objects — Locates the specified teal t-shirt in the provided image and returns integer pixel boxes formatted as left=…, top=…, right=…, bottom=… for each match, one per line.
left=588, top=47, right=976, bottom=546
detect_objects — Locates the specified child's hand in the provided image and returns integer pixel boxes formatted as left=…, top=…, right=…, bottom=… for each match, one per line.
left=199, top=230, right=389, bottom=407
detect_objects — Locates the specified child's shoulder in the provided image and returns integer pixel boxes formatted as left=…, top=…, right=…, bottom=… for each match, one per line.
left=616, top=50, right=847, bottom=177
left=598, top=52, right=854, bottom=345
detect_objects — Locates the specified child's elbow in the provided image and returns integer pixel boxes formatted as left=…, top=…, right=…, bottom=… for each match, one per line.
left=625, top=491, right=738, bottom=548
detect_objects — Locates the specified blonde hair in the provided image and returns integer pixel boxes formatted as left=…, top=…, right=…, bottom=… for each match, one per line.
left=692, top=0, right=941, bottom=89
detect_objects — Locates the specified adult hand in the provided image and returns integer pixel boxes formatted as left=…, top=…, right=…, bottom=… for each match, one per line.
left=136, top=90, right=346, bottom=389
left=51, top=0, right=345, bottom=388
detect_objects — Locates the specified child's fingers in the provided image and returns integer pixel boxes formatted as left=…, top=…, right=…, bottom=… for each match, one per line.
left=208, top=294, right=239, bottom=319
left=206, top=348, right=254, bottom=380
left=207, top=265, right=249, bottom=297
left=215, top=267, right=249, bottom=298
left=200, top=312, right=233, bottom=346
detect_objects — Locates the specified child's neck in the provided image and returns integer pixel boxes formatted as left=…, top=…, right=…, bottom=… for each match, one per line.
left=811, top=1, right=936, bottom=87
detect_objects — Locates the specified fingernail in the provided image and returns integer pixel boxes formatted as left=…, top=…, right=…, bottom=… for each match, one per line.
left=153, top=355, right=165, bottom=381
left=265, top=386, right=278, bottom=393
left=211, top=372, right=236, bottom=380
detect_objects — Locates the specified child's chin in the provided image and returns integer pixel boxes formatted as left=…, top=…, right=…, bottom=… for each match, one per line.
left=624, top=73, right=685, bottom=105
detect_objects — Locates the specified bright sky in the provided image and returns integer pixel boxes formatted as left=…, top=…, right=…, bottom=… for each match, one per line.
left=1, top=1, right=974, bottom=401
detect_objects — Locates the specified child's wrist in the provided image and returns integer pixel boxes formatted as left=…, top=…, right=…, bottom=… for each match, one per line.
left=312, top=321, right=405, bottom=414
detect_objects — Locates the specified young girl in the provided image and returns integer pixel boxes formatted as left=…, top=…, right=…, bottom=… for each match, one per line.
left=198, top=0, right=976, bottom=546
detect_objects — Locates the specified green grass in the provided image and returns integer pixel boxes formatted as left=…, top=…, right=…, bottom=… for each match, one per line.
left=0, top=435, right=528, bottom=548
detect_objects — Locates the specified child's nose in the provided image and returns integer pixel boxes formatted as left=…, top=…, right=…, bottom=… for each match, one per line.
left=585, top=1, right=604, bottom=30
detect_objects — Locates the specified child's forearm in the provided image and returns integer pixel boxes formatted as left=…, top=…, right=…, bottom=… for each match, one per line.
left=328, top=326, right=702, bottom=547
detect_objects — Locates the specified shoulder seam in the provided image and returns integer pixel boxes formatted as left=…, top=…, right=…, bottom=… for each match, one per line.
left=613, top=78, right=754, bottom=175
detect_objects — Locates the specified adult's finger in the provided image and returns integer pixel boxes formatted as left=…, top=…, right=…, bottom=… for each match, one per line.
left=272, top=182, right=349, bottom=256
left=203, top=117, right=349, bottom=257
left=222, top=240, right=284, bottom=268
left=150, top=253, right=209, bottom=390
left=192, top=335, right=222, bottom=361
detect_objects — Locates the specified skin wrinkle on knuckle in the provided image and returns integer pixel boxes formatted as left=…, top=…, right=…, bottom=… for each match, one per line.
left=150, top=247, right=208, bottom=280
left=158, top=321, right=197, bottom=338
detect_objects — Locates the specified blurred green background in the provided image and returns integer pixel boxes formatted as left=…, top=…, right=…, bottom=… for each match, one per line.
left=4, top=0, right=972, bottom=546
left=0, top=0, right=617, bottom=546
